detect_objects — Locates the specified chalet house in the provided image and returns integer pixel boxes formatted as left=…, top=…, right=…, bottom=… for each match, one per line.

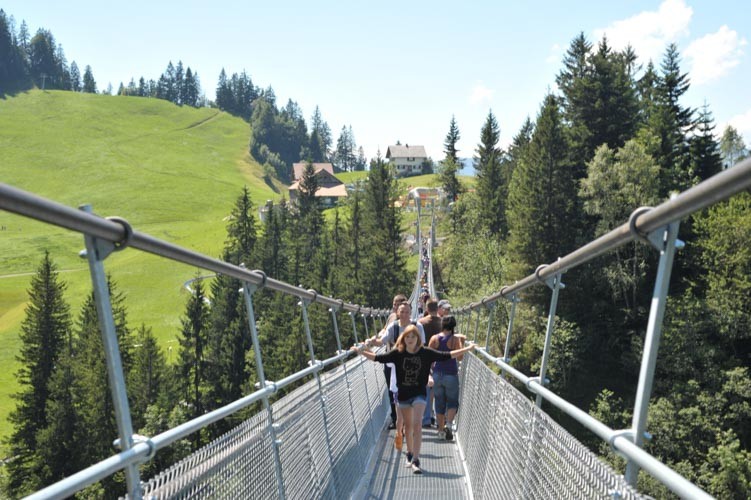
left=386, top=144, right=428, bottom=177
left=288, top=162, right=347, bottom=208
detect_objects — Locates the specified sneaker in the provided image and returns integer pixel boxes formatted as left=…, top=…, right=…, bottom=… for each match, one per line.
left=431, top=417, right=436, bottom=427
left=411, top=458, right=423, bottom=474
left=405, top=452, right=413, bottom=466
left=422, top=422, right=432, bottom=428
left=387, top=421, right=397, bottom=430
left=445, top=427, right=454, bottom=441
left=437, top=429, right=446, bottom=440
left=394, top=431, right=403, bottom=450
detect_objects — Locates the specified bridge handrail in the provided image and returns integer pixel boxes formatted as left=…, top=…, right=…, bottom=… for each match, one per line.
left=473, top=348, right=711, bottom=500
left=458, top=158, right=751, bottom=311
left=23, top=346, right=356, bottom=499
left=0, top=182, right=387, bottom=318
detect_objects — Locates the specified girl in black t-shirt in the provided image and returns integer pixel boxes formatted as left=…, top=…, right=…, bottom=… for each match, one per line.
left=352, top=325, right=475, bottom=474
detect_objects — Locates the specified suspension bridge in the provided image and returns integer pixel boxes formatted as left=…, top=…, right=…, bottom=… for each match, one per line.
left=2, top=158, right=750, bottom=499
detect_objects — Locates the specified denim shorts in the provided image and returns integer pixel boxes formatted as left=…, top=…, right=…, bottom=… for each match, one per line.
left=398, top=395, right=427, bottom=408
left=433, top=372, right=459, bottom=413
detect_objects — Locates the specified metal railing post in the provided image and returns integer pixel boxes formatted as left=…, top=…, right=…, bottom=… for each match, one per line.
left=473, top=307, right=481, bottom=343
left=241, top=278, right=285, bottom=500
left=502, top=294, right=519, bottom=380
left=483, top=302, right=496, bottom=350
left=330, top=307, right=364, bottom=459
left=79, top=205, right=141, bottom=499
left=300, top=298, right=339, bottom=498
left=460, top=310, right=469, bottom=338
left=351, top=312, right=377, bottom=445
left=534, top=269, right=564, bottom=408
left=624, top=218, right=682, bottom=486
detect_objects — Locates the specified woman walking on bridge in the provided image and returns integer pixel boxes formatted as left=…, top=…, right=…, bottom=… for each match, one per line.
left=352, top=325, right=475, bottom=474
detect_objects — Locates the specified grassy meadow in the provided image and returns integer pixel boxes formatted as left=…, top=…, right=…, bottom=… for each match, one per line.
left=0, top=90, right=283, bottom=441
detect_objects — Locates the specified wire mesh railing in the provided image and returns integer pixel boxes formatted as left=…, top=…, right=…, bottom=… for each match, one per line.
left=457, top=353, right=643, bottom=499
left=141, top=354, right=389, bottom=499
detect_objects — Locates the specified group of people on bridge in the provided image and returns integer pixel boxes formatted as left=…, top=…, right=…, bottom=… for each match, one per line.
left=351, top=294, right=475, bottom=474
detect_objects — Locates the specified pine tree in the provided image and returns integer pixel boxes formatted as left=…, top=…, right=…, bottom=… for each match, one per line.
left=690, top=104, right=723, bottom=183
left=34, top=331, right=80, bottom=488
left=439, top=158, right=462, bottom=202
left=506, top=94, right=577, bottom=285
left=128, top=325, right=167, bottom=430
left=182, top=67, right=200, bottom=107
left=335, top=125, right=356, bottom=172
left=298, top=162, right=320, bottom=214
left=70, top=278, right=133, bottom=496
left=216, top=68, right=233, bottom=111
left=259, top=200, right=290, bottom=281
left=82, top=64, right=96, bottom=93
left=311, top=106, right=332, bottom=160
left=0, top=10, right=28, bottom=92
left=290, top=163, right=324, bottom=285
left=474, top=110, right=506, bottom=235
left=176, top=276, right=209, bottom=437
left=28, top=29, right=60, bottom=89
left=557, top=34, right=638, bottom=176
left=443, top=115, right=461, bottom=165
left=654, top=43, right=694, bottom=194
left=308, top=129, right=326, bottom=162
left=358, top=155, right=408, bottom=306
left=5, top=252, right=71, bottom=497
left=204, top=187, right=258, bottom=428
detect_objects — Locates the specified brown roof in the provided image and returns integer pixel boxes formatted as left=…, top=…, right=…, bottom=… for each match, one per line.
left=292, top=162, right=334, bottom=181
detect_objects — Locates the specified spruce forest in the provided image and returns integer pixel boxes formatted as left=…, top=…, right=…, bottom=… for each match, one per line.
left=2, top=8, right=751, bottom=500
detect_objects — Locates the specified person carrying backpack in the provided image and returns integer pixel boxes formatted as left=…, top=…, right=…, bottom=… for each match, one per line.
left=428, top=315, right=465, bottom=441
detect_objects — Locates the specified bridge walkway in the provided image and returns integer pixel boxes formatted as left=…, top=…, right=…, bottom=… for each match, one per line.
left=355, top=424, right=470, bottom=499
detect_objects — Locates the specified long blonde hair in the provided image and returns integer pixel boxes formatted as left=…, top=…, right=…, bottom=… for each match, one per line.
left=394, top=324, right=423, bottom=352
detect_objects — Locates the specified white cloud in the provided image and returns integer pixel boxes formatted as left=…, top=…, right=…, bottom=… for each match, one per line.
left=726, top=108, right=751, bottom=141
left=469, top=82, right=493, bottom=105
left=684, top=26, right=747, bottom=85
left=593, top=0, right=693, bottom=63
left=547, top=43, right=562, bottom=64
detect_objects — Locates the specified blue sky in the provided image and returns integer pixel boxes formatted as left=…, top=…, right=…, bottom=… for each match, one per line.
left=4, top=0, right=750, bottom=163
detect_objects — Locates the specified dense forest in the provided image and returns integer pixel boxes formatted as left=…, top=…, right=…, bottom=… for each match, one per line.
left=3, top=6, right=751, bottom=499
left=437, top=34, right=750, bottom=498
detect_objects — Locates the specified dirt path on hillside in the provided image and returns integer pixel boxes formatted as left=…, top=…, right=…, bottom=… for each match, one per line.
left=0, top=268, right=86, bottom=279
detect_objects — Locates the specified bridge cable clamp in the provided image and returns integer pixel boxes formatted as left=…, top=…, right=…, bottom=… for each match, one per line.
left=628, top=206, right=654, bottom=247
left=251, top=269, right=268, bottom=289
left=106, top=216, right=133, bottom=252
left=609, top=429, right=635, bottom=456
left=536, top=264, right=565, bottom=290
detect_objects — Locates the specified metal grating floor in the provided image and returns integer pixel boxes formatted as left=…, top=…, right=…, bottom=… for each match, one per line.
left=354, top=424, right=470, bottom=499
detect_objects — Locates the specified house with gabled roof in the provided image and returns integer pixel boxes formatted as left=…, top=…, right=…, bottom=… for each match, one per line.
left=292, top=162, right=334, bottom=182
left=288, top=163, right=347, bottom=208
left=386, top=144, right=428, bottom=177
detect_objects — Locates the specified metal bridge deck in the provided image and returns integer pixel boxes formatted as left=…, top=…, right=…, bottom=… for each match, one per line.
left=354, top=424, right=470, bottom=499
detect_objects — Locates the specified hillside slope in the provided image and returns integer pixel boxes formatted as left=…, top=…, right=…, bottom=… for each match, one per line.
left=0, top=90, right=281, bottom=440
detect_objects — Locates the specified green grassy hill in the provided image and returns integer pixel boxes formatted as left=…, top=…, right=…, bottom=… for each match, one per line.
left=0, top=90, right=282, bottom=441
